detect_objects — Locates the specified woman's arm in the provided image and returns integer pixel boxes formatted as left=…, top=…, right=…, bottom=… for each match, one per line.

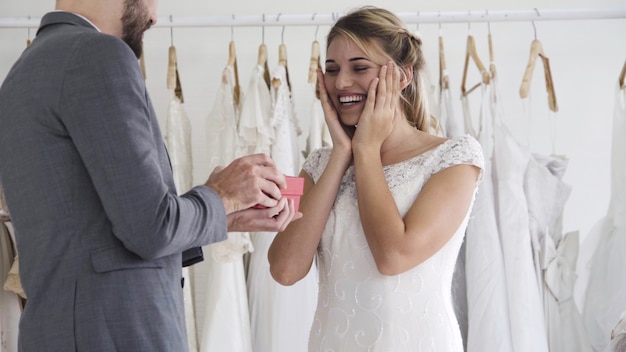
left=268, top=148, right=351, bottom=285
left=353, top=153, right=481, bottom=276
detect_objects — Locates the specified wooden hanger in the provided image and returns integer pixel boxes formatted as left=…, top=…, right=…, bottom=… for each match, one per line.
left=167, top=45, right=184, bottom=102
left=227, top=40, right=241, bottom=106
left=438, top=35, right=449, bottom=91
left=308, top=40, right=322, bottom=99
left=257, top=43, right=267, bottom=67
left=26, top=27, right=32, bottom=47
left=519, top=39, right=557, bottom=112
left=271, top=43, right=292, bottom=91
left=619, top=61, right=626, bottom=89
left=461, top=34, right=490, bottom=97
left=139, top=49, right=147, bottom=81
left=278, top=43, right=288, bottom=67
left=308, top=40, right=320, bottom=84
left=272, top=44, right=286, bottom=88
left=227, top=40, right=237, bottom=68
left=488, top=31, right=496, bottom=79
left=257, top=43, right=271, bottom=90
left=167, top=45, right=177, bottom=90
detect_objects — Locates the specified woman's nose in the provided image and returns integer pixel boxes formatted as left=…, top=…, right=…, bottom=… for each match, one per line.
left=335, top=71, right=353, bottom=90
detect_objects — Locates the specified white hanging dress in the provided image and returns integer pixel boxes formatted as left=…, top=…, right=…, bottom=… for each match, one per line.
left=193, top=64, right=254, bottom=352
left=240, top=62, right=275, bottom=352
left=269, top=64, right=300, bottom=176
left=525, top=152, right=591, bottom=352
left=238, top=65, right=274, bottom=156
left=246, top=62, right=318, bottom=352
left=493, top=104, right=549, bottom=352
left=582, top=80, right=626, bottom=352
left=460, top=77, right=513, bottom=352
left=440, top=70, right=464, bottom=137
left=164, top=90, right=198, bottom=352
left=304, top=88, right=332, bottom=162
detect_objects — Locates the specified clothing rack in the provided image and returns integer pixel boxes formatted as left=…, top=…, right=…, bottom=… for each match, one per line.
left=0, top=8, right=625, bottom=28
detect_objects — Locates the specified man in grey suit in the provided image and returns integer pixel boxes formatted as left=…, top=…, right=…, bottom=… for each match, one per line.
left=0, top=0, right=301, bottom=351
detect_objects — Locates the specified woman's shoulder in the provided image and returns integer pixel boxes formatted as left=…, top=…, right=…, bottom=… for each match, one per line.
left=302, top=147, right=333, bottom=181
left=430, top=134, right=485, bottom=174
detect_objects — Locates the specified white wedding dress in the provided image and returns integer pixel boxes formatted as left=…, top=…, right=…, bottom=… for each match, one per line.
left=245, top=62, right=318, bottom=352
left=461, top=81, right=513, bottom=352
left=195, top=64, right=254, bottom=352
left=164, top=92, right=198, bottom=352
left=303, top=135, right=484, bottom=352
left=582, top=81, right=626, bottom=352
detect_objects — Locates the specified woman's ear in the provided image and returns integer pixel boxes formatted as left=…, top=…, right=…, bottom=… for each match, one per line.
left=401, top=66, right=414, bottom=89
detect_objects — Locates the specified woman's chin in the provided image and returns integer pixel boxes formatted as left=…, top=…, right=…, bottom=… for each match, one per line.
left=339, top=115, right=359, bottom=127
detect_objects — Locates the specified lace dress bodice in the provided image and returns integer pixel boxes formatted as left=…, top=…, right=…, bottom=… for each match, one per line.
left=303, top=135, right=484, bottom=352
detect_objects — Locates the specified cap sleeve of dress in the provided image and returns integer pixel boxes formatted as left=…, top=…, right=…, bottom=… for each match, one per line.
left=431, top=135, right=485, bottom=183
left=302, top=147, right=332, bottom=183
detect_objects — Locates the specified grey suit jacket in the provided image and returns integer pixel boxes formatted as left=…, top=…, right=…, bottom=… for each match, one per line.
left=0, top=12, right=227, bottom=351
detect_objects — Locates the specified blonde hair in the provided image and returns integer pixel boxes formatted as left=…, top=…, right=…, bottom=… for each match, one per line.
left=327, top=6, right=435, bottom=132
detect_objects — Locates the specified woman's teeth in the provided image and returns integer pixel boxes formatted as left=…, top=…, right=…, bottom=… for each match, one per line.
left=339, top=95, right=364, bottom=104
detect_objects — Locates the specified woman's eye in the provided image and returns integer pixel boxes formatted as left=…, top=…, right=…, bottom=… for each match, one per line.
left=325, top=68, right=338, bottom=74
left=354, top=67, right=368, bottom=72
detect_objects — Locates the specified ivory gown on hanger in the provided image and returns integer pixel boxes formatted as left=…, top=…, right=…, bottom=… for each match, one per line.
left=524, top=152, right=590, bottom=352
left=304, top=135, right=484, bottom=352
left=303, top=40, right=332, bottom=164
left=246, top=60, right=318, bottom=352
left=269, top=64, right=301, bottom=177
left=164, top=91, right=198, bottom=352
left=516, top=54, right=589, bottom=350
left=439, top=69, right=464, bottom=138
left=459, top=78, right=512, bottom=352
left=304, top=88, right=332, bottom=163
left=582, top=80, right=626, bottom=352
left=194, top=64, right=254, bottom=352
left=493, top=97, right=550, bottom=352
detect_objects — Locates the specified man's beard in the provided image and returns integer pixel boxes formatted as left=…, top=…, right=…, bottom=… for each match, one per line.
left=121, top=0, right=151, bottom=59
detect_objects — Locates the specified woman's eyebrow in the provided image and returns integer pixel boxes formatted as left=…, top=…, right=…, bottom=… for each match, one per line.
left=325, top=57, right=372, bottom=64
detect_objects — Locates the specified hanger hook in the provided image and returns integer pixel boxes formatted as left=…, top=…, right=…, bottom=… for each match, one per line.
left=438, top=11, right=442, bottom=35
left=27, top=15, right=31, bottom=40
left=169, top=15, right=173, bottom=46
left=281, top=26, right=286, bottom=44
left=532, top=8, right=540, bottom=40
left=467, top=10, right=472, bottom=34
left=231, top=14, right=235, bottom=41
left=415, top=11, right=420, bottom=32
left=312, top=13, right=319, bottom=40
left=486, top=9, right=491, bottom=34
left=262, top=13, right=265, bottom=44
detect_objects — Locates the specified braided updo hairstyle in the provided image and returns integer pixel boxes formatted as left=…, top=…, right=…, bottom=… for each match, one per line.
left=327, top=6, right=435, bottom=132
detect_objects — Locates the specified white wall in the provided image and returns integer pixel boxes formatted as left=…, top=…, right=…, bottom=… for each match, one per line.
left=1, top=1, right=625, bottom=260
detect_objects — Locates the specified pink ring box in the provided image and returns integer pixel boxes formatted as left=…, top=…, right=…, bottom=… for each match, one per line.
left=283, top=176, right=304, bottom=212
left=253, top=175, right=304, bottom=212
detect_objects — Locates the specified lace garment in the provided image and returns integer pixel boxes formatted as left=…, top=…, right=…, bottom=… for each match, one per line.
left=303, top=135, right=484, bottom=352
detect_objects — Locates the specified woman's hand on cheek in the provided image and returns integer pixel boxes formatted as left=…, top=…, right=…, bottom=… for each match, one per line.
left=353, top=61, right=399, bottom=150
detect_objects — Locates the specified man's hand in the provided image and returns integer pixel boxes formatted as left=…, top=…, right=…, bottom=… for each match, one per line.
left=205, top=154, right=287, bottom=214
left=227, top=198, right=302, bottom=233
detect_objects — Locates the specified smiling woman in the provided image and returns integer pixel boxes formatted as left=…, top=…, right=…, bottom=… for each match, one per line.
left=268, top=6, right=484, bottom=352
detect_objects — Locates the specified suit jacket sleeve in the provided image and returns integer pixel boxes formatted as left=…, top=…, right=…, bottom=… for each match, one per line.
left=58, top=33, right=226, bottom=260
